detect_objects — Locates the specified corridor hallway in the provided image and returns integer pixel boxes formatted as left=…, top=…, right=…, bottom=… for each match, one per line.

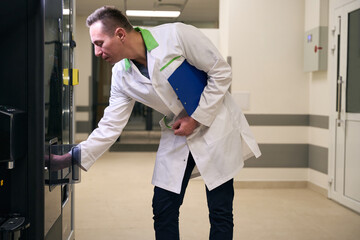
left=74, top=152, right=360, bottom=240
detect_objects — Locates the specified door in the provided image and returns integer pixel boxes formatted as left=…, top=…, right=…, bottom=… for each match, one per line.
left=330, top=1, right=360, bottom=213
left=61, top=1, right=77, bottom=239
left=44, top=0, right=78, bottom=239
left=44, top=0, right=63, bottom=237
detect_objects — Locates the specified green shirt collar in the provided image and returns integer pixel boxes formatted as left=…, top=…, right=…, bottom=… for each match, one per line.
left=124, top=27, right=159, bottom=71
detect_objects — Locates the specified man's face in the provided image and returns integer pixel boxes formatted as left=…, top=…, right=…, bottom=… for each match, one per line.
left=89, top=21, right=124, bottom=64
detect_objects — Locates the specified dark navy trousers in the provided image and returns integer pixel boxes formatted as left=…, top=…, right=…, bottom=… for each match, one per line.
left=152, top=153, right=234, bottom=240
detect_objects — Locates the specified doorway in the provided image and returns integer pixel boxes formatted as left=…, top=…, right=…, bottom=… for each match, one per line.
left=330, top=1, right=360, bottom=213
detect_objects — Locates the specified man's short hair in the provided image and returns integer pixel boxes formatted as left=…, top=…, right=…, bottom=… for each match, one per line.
left=86, top=6, right=133, bottom=35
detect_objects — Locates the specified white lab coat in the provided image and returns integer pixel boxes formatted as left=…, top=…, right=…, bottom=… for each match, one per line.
left=79, top=23, right=261, bottom=194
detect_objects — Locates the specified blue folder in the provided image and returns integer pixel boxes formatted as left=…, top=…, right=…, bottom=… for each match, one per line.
left=168, top=60, right=208, bottom=115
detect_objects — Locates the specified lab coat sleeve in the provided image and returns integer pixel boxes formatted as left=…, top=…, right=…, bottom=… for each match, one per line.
left=174, top=23, right=232, bottom=127
left=78, top=68, right=135, bottom=171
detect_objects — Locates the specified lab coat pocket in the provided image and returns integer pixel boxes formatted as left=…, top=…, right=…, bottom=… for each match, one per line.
left=202, top=106, right=235, bottom=146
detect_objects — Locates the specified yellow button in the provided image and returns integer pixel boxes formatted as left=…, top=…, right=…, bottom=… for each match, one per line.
left=72, top=69, right=79, bottom=85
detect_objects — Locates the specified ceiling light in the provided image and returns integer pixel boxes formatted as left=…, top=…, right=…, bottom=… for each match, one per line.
left=126, top=10, right=180, bottom=18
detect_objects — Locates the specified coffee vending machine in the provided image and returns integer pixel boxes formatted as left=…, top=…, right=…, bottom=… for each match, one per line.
left=0, top=0, right=81, bottom=239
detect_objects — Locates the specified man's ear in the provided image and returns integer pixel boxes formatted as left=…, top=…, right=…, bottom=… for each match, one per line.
left=115, top=27, right=126, bottom=41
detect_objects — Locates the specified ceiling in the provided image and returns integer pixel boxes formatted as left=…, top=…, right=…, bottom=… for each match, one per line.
left=76, top=0, right=219, bottom=27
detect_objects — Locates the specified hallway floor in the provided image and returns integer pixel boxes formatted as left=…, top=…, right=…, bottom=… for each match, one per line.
left=75, top=152, right=360, bottom=240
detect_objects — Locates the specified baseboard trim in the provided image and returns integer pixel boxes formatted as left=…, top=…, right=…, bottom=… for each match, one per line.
left=234, top=181, right=308, bottom=189
left=307, top=181, right=328, bottom=197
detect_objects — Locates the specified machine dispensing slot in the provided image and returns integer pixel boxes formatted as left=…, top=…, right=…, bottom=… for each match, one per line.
left=45, top=138, right=69, bottom=191
left=45, top=139, right=81, bottom=191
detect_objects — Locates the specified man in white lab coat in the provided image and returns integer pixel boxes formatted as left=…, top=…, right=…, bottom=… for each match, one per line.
left=72, top=6, right=261, bottom=240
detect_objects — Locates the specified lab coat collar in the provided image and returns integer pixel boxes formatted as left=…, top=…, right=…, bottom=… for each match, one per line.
left=124, top=27, right=159, bottom=71
left=134, top=27, right=159, bottom=51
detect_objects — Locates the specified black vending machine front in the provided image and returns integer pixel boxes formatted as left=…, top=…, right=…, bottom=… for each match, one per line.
left=0, top=0, right=80, bottom=239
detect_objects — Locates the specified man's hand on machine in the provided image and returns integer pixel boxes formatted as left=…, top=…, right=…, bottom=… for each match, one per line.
left=45, top=153, right=72, bottom=171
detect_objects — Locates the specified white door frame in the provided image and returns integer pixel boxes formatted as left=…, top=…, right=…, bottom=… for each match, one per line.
left=328, top=0, right=360, bottom=213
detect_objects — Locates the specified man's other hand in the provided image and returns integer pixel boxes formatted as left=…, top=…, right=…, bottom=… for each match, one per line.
left=172, top=116, right=199, bottom=136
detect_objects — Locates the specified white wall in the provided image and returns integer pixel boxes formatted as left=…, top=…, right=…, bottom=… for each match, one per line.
left=74, top=15, right=92, bottom=140
left=305, top=0, right=330, bottom=117
left=74, top=16, right=92, bottom=107
left=219, top=0, right=332, bottom=189
left=305, top=0, right=330, bottom=189
left=219, top=0, right=308, bottom=182
left=219, top=0, right=230, bottom=58
left=225, top=0, right=308, bottom=114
